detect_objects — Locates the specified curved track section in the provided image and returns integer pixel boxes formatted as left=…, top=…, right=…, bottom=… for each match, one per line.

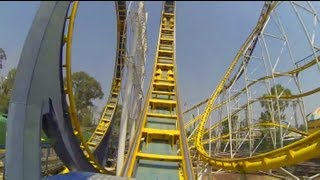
left=5, top=2, right=74, bottom=179
left=190, top=122, right=309, bottom=149
left=194, top=1, right=320, bottom=173
left=38, top=1, right=126, bottom=173
left=62, top=1, right=127, bottom=167
left=184, top=55, right=319, bottom=130
left=86, top=1, right=126, bottom=164
left=121, top=2, right=194, bottom=179
left=183, top=1, right=274, bottom=125
left=186, top=87, right=316, bottom=148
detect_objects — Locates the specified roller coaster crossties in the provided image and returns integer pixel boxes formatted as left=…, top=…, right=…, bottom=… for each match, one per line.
left=3, top=1, right=320, bottom=180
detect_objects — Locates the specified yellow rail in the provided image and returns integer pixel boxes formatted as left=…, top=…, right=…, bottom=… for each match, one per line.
left=61, top=1, right=126, bottom=173
left=184, top=55, right=319, bottom=129
left=86, top=1, right=126, bottom=153
left=121, top=1, right=194, bottom=179
left=185, top=84, right=320, bottom=145
left=188, top=122, right=309, bottom=148
left=194, top=1, right=320, bottom=172
left=185, top=83, right=320, bottom=138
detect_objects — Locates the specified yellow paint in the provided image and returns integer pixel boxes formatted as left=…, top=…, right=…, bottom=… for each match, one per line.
left=193, top=1, right=320, bottom=172
left=136, top=152, right=183, bottom=161
left=58, top=1, right=127, bottom=173
left=122, top=2, right=194, bottom=179
left=59, top=167, right=70, bottom=174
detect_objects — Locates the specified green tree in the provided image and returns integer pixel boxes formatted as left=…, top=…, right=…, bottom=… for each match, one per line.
left=78, top=107, right=94, bottom=127
left=258, top=84, right=292, bottom=150
left=259, top=84, right=292, bottom=123
left=65, top=71, right=104, bottom=127
left=220, top=114, right=238, bottom=134
left=0, top=68, right=17, bottom=114
left=0, top=68, right=52, bottom=144
left=71, top=71, right=104, bottom=110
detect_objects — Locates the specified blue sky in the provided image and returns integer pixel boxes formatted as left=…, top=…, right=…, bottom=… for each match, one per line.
left=0, top=1, right=264, bottom=112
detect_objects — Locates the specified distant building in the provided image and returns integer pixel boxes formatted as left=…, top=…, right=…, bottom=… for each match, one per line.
left=307, top=107, right=320, bottom=133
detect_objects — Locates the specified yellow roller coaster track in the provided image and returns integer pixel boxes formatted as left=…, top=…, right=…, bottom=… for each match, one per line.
left=121, top=1, right=194, bottom=179
left=195, top=1, right=320, bottom=172
left=187, top=86, right=317, bottom=143
left=189, top=122, right=309, bottom=149
left=184, top=54, right=319, bottom=130
left=182, top=2, right=273, bottom=117
left=61, top=1, right=126, bottom=173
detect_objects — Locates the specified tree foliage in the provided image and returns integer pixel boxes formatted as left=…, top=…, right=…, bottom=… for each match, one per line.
left=78, top=107, right=94, bottom=127
left=0, top=68, right=17, bottom=114
left=257, top=84, right=292, bottom=150
left=0, top=69, right=103, bottom=127
left=65, top=71, right=104, bottom=127
left=220, top=114, right=238, bottom=134
left=259, top=84, right=292, bottom=123
left=70, top=71, right=104, bottom=110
